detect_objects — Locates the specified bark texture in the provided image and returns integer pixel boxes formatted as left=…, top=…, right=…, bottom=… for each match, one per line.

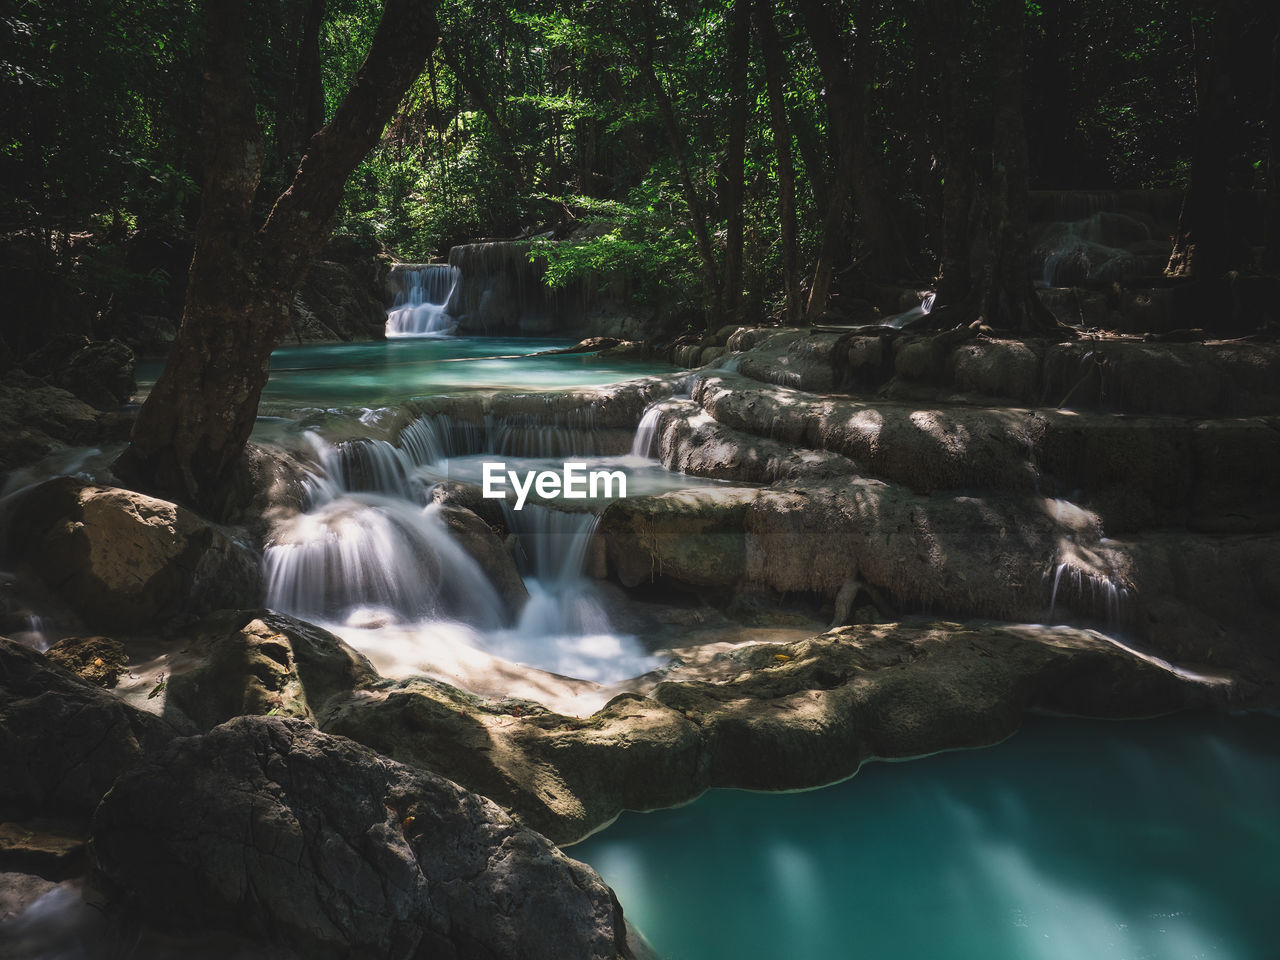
left=116, top=0, right=439, bottom=513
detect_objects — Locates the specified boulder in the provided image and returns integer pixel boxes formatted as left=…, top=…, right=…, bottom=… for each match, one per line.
left=166, top=610, right=380, bottom=731
left=21, top=335, right=136, bottom=410
left=3, top=479, right=259, bottom=630
left=0, top=637, right=173, bottom=820
left=92, top=716, right=636, bottom=960
left=43, top=635, right=128, bottom=687
left=0, top=373, right=101, bottom=472
left=435, top=505, right=529, bottom=617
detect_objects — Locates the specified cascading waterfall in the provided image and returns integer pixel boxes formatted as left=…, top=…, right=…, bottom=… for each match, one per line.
left=386, top=264, right=460, bottom=337
left=491, top=502, right=662, bottom=682
left=1044, top=559, right=1130, bottom=624
left=305, top=432, right=422, bottom=504
left=268, top=405, right=667, bottom=691
left=397, top=409, right=611, bottom=464
left=485, top=410, right=606, bottom=458
left=264, top=495, right=505, bottom=629
left=881, top=291, right=937, bottom=329
left=631, top=404, right=665, bottom=458
left=1032, top=212, right=1151, bottom=288
left=397, top=413, right=485, bottom=465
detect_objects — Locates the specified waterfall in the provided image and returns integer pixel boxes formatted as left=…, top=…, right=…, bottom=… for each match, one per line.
left=631, top=404, right=664, bottom=458
left=486, top=411, right=605, bottom=458
left=397, top=410, right=610, bottom=463
left=881, top=291, right=937, bottom=329
left=274, top=410, right=665, bottom=687
left=489, top=502, right=662, bottom=682
left=386, top=264, right=459, bottom=337
left=264, top=495, right=504, bottom=628
left=397, top=413, right=485, bottom=465
left=1044, top=560, right=1129, bottom=624
left=1032, top=213, right=1151, bottom=288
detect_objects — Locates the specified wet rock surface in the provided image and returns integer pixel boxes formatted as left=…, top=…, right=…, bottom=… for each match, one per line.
left=21, top=336, right=136, bottom=410
left=0, top=373, right=105, bottom=472
left=92, top=716, right=636, bottom=960
left=323, top=619, right=1210, bottom=845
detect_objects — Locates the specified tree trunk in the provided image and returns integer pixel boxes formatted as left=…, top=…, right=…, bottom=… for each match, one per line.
left=272, top=0, right=326, bottom=176
left=975, top=0, right=1056, bottom=331
left=720, top=0, right=752, bottom=325
left=634, top=2, right=721, bottom=327
left=931, top=0, right=978, bottom=309
left=116, top=0, right=439, bottom=513
left=1265, top=18, right=1280, bottom=271
left=754, top=0, right=802, bottom=326
left=797, top=0, right=910, bottom=293
left=1167, top=0, right=1241, bottom=279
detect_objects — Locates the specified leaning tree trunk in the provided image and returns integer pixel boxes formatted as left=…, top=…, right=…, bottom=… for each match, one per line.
left=115, top=0, right=439, bottom=514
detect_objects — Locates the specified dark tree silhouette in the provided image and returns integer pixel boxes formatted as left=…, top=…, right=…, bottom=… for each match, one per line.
left=115, top=0, right=439, bottom=513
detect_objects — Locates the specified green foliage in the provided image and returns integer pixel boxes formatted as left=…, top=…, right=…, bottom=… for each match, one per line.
left=529, top=188, right=697, bottom=301
left=3, top=0, right=1272, bottom=341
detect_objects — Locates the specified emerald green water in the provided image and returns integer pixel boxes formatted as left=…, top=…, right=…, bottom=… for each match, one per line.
left=572, top=713, right=1280, bottom=960
left=135, top=338, right=673, bottom=412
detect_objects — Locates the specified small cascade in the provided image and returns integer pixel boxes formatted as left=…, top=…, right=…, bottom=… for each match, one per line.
left=1044, top=560, right=1130, bottom=624
left=299, top=431, right=423, bottom=507
left=386, top=264, right=459, bottom=337
left=631, top=403, right=665, bottom=458
left=1033, top=212, right=1152, bottom=287
left=320, top=437, right=419, bottom=500
left=397, top=409, right=609, bottom=463
left=490, top=503, right=662, bottom=681
left=397, top=413, right=486, bottom=465
left=486, top=411, right=605, bottom=458
left=881, top=291, right=937, bottom=329
left=264, top=495, right=504, bottom=628
left=504, top=502, right=600, bottom=586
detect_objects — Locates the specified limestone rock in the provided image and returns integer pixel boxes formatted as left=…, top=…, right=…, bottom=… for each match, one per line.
left=0, top=372, right=101, bottom=472
left=44, top=636, right=128, bottom=687
left=435, top=505, right=529, bottom=618
left=3, top=479, right=259, bottom=630
left=322, top=620, right=1206, bottom=845
left=289, top=259, right=387, bottom=342
left=165, top=611, right=379, bottom=731
left=21, top=335, right=136, bottom=410
left=92, top=716, right=635, bottom=960
left=0, top=637, right=174, bottom=820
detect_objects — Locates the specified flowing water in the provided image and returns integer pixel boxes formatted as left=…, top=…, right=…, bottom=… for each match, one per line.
left=8, top=289, right=1279, bottom=960
left=385, top=263, right=460, bottom=337
left=111, top=330, right=692, bottom=705
left=134, top=337, right=670, bottom=411
left=573, top=711, right=1280, bottom=960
